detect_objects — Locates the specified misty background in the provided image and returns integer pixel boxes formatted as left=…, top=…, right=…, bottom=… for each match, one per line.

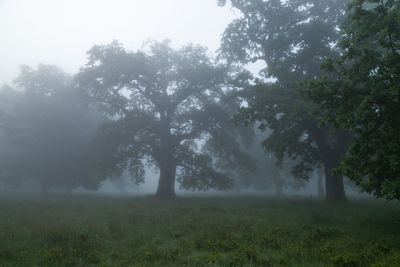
left=0, top=0, right=399, bottom=265
left=0, top=0, right=236, bottom=195
left=0, top=0, right=235, bottom=85
left=0, top=0, right=363, bottom=197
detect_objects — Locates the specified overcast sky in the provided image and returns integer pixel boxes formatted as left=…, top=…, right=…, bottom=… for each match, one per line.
left=0, top=0, right=237, bottom=86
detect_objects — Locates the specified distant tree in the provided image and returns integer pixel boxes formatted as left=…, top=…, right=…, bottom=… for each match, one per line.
left=248, top=146, right=306, bottom=196
left=305, top=0, right=400, bottom=200
left=316, top=167, right=325, bottom=199
left=0, top=64, right=103, bottom=193
left=219, top=0, right=353, bottom=201
left=218, top=127, right=305, bottom=195
left=76, top=41, right=253, bottom=199
left=0, top=85, right=25, bottom=188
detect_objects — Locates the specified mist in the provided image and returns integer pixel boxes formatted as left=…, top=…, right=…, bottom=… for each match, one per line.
left=0, top=0, right=236, bottom=85
left=0, top=0, right=399, bottom=265
left=0, top=0, right=385, bottom=199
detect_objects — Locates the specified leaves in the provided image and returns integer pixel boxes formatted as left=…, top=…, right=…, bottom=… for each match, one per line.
left=0, top=65, right=104, bottom=191
left=77, top=41, right=253, bottom=192
left=221, top=0, right=351, bottom=183
left=305, top=0, right=400, bottom=200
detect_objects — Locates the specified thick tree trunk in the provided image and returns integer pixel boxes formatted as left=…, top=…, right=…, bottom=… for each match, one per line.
left=324, top=163, right=346, bottom=201
left=310, top=126, right=348, bottom=201
left=155, top=163, right=176, bottom=199
left=155, top=122, right=178, bottom=199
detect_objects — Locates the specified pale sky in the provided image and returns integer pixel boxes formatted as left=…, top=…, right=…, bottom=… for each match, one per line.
left=0, top=0, right=237, bottom=86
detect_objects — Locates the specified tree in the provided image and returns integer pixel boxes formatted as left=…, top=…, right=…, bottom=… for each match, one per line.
left=217, top=127, right=305, bottom=195
left=305, top=0, right=400, bottom=200
left=76, top=41, right=253, bottom=199
left=0, top=64, right=103, bottom=193
left=0, top=85, right=25, bottom=189
left=219, top=0, right=352, bottom=200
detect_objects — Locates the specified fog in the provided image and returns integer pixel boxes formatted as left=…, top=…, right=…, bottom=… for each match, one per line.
left=0, top=0, right=237, bottom=196
left=0, top=0, right=277, bottom=198
left=0, top=0, right=236, bottom=85
left=2, top=0, right=399, bottom=265
left=0, top=0, right=391, bottom=202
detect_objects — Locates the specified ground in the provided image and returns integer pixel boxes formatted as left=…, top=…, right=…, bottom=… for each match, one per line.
left=0, top=195, right=399, bottom=266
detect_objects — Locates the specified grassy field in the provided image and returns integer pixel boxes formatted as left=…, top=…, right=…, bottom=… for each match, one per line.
left=0, top=195, right=399, bottom=266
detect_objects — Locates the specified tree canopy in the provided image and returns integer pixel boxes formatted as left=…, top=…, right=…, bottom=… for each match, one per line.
left=0, top=0, right=397, bottom=201
left=76, top=41, right=254, bottom=199
left=219, top=0, right=352, bottom=201
left=305, top=0, right=400, bottom=200
left=0, top=64, right=103, bottom=193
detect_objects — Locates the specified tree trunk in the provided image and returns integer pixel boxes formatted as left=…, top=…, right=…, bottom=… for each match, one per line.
left=324, top=162, right=346, bottom=201
left=310, top=127, right=348, bottom=201
left=317, top=168, right=324, bottom=199
left=274, top=177, right=283, bottom=196
left=155, top=163, right=176, bottom=199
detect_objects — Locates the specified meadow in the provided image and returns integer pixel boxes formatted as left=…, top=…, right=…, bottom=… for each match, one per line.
left=0, top=195, right=399, bottom=266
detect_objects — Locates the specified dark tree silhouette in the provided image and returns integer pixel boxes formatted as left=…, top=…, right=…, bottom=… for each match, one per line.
left=0, top=64, right=103, bottom=193
left=77, top=41, right=253, bottom=199
left=305, top=0, right=400, bottom=200
left=219, top=0, right=352, bottom=201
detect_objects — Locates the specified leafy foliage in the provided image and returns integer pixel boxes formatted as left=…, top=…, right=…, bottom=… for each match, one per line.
left=219, top=0, right=352, bottom=200
left=77, top=41, right=253, bottom=197
left=305, top=0, right=400, bottom=200
left=0, top=65, right=103, bottom=192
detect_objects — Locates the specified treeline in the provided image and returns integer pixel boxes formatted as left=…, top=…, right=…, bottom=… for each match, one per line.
left=0, top=65, right=104, bottom=193
left=0, top=0, right=398, bottom=200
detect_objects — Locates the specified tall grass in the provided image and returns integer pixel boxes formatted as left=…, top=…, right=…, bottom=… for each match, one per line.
left=0, top=195, right=399, bottom=266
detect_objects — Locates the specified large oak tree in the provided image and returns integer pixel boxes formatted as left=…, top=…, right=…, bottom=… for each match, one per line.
left=305, top=0, right=400, bottom=200
left=219, top=0, right=352, bottom=201
left=77, top=41, right=252, bottom=199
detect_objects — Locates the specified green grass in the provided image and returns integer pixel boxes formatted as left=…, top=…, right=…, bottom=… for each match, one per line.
left=0, top=195, right=399, bottom=266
